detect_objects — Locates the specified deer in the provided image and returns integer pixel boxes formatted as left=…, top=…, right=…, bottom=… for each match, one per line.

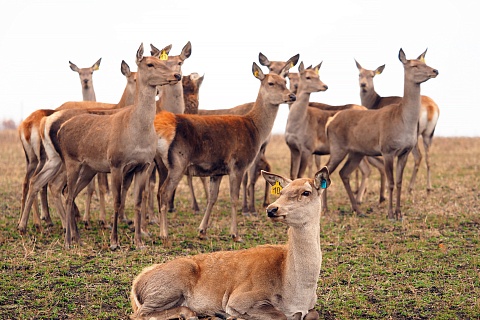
left=17, top=60, right=138, bottom=235
left=355, top=59, right=440, bottom=194
left=285, top=64, right=385, bottom=210
left=153, top=61, right=296, bottom=243
left=39, top=43, right=182, bottom=249
left=325, top=48, right=438, bottom=220
left=17, top=58, right=102, bottom=233
left=129, top=167, right=330, bottom=320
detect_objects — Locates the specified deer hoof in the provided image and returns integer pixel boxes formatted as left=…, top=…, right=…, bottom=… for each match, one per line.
left=232, top=234, right=244, bottom=243
left=198, top=230, right=208, bottom=240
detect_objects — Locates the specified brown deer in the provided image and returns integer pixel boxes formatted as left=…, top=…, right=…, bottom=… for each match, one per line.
left=154, top=61, right=296, bottom=242
left=17, top=58, right=102, bottom=232
left=355, top=59, right=440, bottom=193
left=286, top=70, right=386, bottom=206
left=17, top=61, right=137, bottom=234
left=129, top=167, right=330, bottom=320
left=41, top=43, right=182, bottom=249
left=325, top=48, right=438, bottom=220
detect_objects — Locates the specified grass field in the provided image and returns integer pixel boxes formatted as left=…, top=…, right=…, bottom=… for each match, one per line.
left=0, top=129, right=479, bottom=319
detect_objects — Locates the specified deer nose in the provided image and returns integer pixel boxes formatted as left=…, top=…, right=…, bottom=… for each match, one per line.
left=267, top=206, right=278, bottom=218
left=83, top=79, right=89, bottom=84
left=174, top=73, right=182, bottom=81
left=323, top=85, right=328, bottom=90
left=289, top=93, right=296, bottom=102
left=360, top=83, right=366, bottom=88
left=433, top=69, right=439, bottom=75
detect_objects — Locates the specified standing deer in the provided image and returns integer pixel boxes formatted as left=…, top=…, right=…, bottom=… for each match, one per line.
left=154, top=61, right=296, bottom=242
left=355, top=59, right=440, bottom=193
left=325, top=48, right=438, bottom=220
left=43, top=43, right=181, bottom=249
left=286, top=70, right=386, bottom=206
left=130, top=167, right=330, bottom=320
left=17, top=61, right=137, bottom=235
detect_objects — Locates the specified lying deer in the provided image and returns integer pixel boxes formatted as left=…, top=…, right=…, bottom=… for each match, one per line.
left=130, top=167, right=330, bottom=320
left=154, top=61, right=296, bottom=242
left=326, top=48, right=438, bottom=220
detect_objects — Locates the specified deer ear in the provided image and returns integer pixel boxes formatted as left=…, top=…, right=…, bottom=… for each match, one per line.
left=355, top=59, right=362, bottom=70
left=121, top=60, right=131, bottom=77
left=261, top=170, right=292, bottom=188
left=314, top=166, right=331, bottom=190
left=314, top=61, right=322, bottom=75
left=180, top=41, right=192, bottom=60
left=252, top=62, right=265, bottom=80
left=417, top=48, right=428, bottom=62
left=298, top=61, right=305, bottom=73
left=92, top=58, right=101, bottom=71
left=375, top=64, right=385, bottom=75
left=69, top=61, right=79, bottom=72
left=136, top=43, right=144, bottom=65
left=289, top=54, right=300, bottom=68
left=150, top=44, right=160, bottom=57
left=258, top=52, right=270, bottom=67
left=398, top=48, right=407, bottom=64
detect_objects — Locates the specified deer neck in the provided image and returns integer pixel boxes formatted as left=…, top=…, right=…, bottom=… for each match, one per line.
left=283, top=213, right=322, bottom=314
left=131, top=82, right=158, bottom=131
left=360, top=87, right=381, bottom=109
left=245, top=93, right=281, bottom=143
left=116, top=85, right=135, bottom=109
left=82, top=87, right=96, bottom=102
left=400, top=75, right=422, bottom=130
left=157, top=82, right=185, bottom=114
left=285, top=90, right=311, bottom=134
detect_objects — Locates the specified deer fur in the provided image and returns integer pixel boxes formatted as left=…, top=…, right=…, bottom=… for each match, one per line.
left=355, top=59, right=440, bottom=193
left=129, top=167, right=331, bottom=320
left=41, top=44, right=182, bottom=249
left=154, top=61, right=296, bottom=242
left=69, top=58, right=101, bottom=102
left=17, top=61, right=137, bottom=234
left=325, top=48, right=438, bottom=220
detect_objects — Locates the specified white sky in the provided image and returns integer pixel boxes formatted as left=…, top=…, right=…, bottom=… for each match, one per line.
left=0, top=0, right=477, bottom=136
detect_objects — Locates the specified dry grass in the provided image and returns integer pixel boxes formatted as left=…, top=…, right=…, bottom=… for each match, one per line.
left=0, top=129, right=479, bottom=319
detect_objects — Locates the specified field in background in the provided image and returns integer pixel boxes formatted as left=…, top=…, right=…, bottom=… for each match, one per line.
left=0, top=129, right=479, bottom=319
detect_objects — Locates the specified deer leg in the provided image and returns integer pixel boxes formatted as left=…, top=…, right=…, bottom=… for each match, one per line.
left=383, top=154, right=395, bottom=221
left=356, top=158, right=371, bottom=204
left=109, top=167, right=124, bottom=250
left=39, top=184, right=52, bottom=227
left=241, top=173, right=249, bottom=215
left=229, top=170, right=246, bottom=242
left=366, top=156, right=386, bottom=203
left=134, top=306, right=198, bottom=320
left=83, top=177, right=96, bottom=227
left=407, top=142, right=422, bottom=194
left=297, top=151, right=311, bottom=178
left=289, top=147, right=301, bottom=180
left=226, top=291, right=287, bottom=320
left=132, top=167, right=150, bottom=250
left=198, top=175, right=222, bottom=240
left=339, top=153, right=365, bottom=215
left=247, top=166, right=258, bottom=216
left=187, top=174, right=201, bottom=214
left=139, top=163, right=155, bottom=236
left=423, top=137, right=433, bottom=192
left=97, top=173, right=108, bottom=228
left=394, top=151, right=410, bottom=221
left=18, top=155, right=63, bottom=234
left=158, top=164, right=185, bottom=241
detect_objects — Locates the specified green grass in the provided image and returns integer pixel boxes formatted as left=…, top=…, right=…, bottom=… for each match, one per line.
left=1, top=130, right=479, bottom=319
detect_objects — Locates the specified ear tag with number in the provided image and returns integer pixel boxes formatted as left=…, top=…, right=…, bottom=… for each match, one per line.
left=271, top=181, right=283, bottom=195
left=160, top=50, right=169, bottom=61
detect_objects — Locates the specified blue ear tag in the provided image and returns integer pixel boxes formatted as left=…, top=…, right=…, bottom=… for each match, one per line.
left=321, top=179, right=327, bottom=189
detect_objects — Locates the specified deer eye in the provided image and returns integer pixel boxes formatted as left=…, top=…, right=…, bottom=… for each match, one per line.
left=302, top=191, right=311, bottom=197
left=147, top=63, right=154, bottom=67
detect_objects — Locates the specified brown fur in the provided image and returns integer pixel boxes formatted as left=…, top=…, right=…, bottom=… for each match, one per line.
left=130, top=168, right=330, bottom=320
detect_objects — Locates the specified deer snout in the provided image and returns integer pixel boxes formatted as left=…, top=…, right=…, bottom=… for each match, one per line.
left=174, top=73, right=182, bottom=81
left=288, top=93, right=296, bottom=103
left=267, top=206, right=279, bottom=218
left=432, top=69, right=439, bottom=77
left=323, top=85, right=329, bottom=91
left=360, top=83, right=367, bottom=88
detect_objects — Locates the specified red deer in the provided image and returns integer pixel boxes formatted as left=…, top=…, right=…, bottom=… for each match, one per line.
left=355, top=59, right=440, bottom=193
left=154, top=61, right=296, bottom=242
left=129, top=167, right=330, bottom=320
left=325, top=48, right=438, bottom=220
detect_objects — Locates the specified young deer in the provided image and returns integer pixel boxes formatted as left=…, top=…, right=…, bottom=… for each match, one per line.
left=17, top=61, right=137, bottom=234
left=44, top=44, right=181, bottom=249
left=130, top=167, right=330, bottom=320
left=325, top=48, right=438, bottom=220
left=154, top=62, right=296, bottom=242
left=355, top=59, right=440, bottom=193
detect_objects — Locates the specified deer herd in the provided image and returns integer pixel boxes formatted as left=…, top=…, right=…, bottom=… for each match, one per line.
left=16, top=42, right=438, bottom=319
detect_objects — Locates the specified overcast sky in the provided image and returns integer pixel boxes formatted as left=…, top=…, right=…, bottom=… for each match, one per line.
left=0, top=0, right=477, bottom=136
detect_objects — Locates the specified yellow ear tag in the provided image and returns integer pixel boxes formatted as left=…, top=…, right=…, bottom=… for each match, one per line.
left=271, top=181, right=283, bottom=195
left=160, top=50, right=168, bottom=61
left=254, top=70, right=259, bottom=77
left=315, top=67, right=319, bottom=75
